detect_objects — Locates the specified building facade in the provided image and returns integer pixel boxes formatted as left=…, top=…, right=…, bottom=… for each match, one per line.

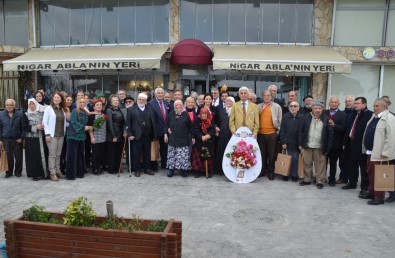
left=0, top=0, right=394, bottom=111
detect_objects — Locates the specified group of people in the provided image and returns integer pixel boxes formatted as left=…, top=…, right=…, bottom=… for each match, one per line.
left=0, top=85, right=394, bottom=206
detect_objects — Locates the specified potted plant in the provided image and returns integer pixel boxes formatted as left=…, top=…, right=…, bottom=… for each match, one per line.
left=3, top=197, right=182, bottom=257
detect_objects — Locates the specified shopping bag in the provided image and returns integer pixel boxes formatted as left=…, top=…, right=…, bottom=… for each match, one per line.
left=374, top=162, right=395, bottom=191
left=298, top=153, right=304, bottom=179
left=150, top=140, right=160, bottom=161
left=0, top=146, right=8, bottom=172
left=275, top=149, right=291, bottom=176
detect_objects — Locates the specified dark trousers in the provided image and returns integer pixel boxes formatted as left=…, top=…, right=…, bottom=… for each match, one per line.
left=60, top=136, right=67, bottom=174
left=66, top=139, right=85, bottom=179
left=258, top=133, right=278, bottom=174
left=338, top=150, right=348, bottom=182
left=328, top=148, right=343, bottom=183
left=3, top=139, right=23, bottom=176
left=132, top=136, right=151, bottom=172
left=348, top=154, right=369, bottom=190
left=107, top=140, right=124, bottom=174
left=91, top=142, right=106, bottom=170
left=158, top=135, right=168, bottom=169
left=85, top=134, right=92, bottom=167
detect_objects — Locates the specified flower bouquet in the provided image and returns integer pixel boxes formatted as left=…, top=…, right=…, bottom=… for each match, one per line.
left=225, top=140, right=258, bottom=169
left=93, top=114, right=108, bottom=128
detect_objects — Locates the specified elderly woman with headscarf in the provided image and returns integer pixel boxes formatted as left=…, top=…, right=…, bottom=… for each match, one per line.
left=215, top=96, right=235, bottom=176
left=191, top=107, right=216, bottom=178
left=164, top=100, right=195, bottom=177
left=24, top=98, right=46, bottom=181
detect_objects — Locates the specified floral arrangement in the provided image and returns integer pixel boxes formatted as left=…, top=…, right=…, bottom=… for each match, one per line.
left=93, top=114, right=108, bottom=128
left=225, top=140, right=258, bottom=169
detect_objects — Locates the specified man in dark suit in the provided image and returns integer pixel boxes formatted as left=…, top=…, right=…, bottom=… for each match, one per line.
left=148, top=88, right=170, bottom=170
left=127, top=93, right=157, bottom=177
left=211, top=87, right=224, bottom=109
left=324, top=96, right=347, bottom=186
left=342, top=97, right=373, bottom=195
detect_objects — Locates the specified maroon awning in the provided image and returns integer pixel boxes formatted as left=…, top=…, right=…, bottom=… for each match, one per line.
left=171, top=39, right=213, bottom=65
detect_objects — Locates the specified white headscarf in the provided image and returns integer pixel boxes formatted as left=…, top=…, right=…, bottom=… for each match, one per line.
left=225, top=97, right=235, bottom=116
left=27, top=98, right=45, bottom=114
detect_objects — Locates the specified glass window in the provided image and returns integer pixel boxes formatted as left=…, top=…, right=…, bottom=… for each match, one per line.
left=135, top=1, right=153, bottom=43
left=180, top=0, right=196, bottom=39
left=0, top=3, right=4, bottom=44
left=296, top=0, right=313, bottom=43
left=245, top=0, right=260, bottom=43
left=331, top=65, right=380, bottom=110
left=70, top=0, right=86, bottom=45
left=54, top=2, right=70, bottom=46
left=153, top=0, right=170, bottom=43
left=4, top=0, right=28, bottom=46
left=118, top=0, right=135, bottom=44
left=103, top=74, right=118, bottom=95
left=279, top=0, right=296, bottom=43
left=387, top=8, right=395, bottom=46
left=102, top=0, right=119, bottom=44
left=213, top=0, right=228, bottom=43
left=196, top=0, right=212, bottom=42
left=261, top=0, right=280, bottom=43
left=382, top=66, right=395, bottom=113
left=85, top=0, right=102, bottom=44
left=39, top=1, right=55, bottom=46
left=229, top=0, right=245, bottom=43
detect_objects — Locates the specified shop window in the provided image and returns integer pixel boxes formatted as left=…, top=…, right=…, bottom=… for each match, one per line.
left=382, top=66, right=395, bottom=113
left=180, top=0, right=313, bottom=44
left=331, top=65, right=380, bottom=110
left=387, top=3, right=395, bottom=46
left=334, top=0, right=387, bottom=46
left=0, top=0, right=28, bottom=47
left=39, top=0, right=169, bottom=46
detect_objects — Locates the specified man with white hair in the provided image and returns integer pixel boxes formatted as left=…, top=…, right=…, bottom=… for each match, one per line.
left=268, top=84, right=284, bottom=107
left=229, top=87, right=259, bottom=137
left=149, top=87, right=170, bottom=170
left=0, top=99, right=26, bottom=178
left=127, top=93, right=157, bottom=177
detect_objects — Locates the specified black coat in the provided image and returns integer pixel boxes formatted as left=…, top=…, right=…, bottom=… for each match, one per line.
left=279, top=112, right=305, bottom=150
left=343, top=108, right=373, bottom=160
left=106, top=106, right=125, bottom=142
left=324, top=109, right=347, bottom=150
left=194, top=118, right=216, bottom=150
left=165, top=111, right=194, bottom=147
left=300, top=113, right=333, bottom=155
left=126, top=105, right=157, bottom=141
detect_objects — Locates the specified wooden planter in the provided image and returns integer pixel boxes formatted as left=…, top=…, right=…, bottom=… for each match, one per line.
left=3, top=212, right=182, bottom=257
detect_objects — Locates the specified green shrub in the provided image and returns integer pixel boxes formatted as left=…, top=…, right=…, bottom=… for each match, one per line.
left=100, top=214, right=142, bottom=232
left=147, top=219, right=167, bottom=232
left=23, top=205, right=61, bottom=224
left=63, top=196, right=97, bottom=227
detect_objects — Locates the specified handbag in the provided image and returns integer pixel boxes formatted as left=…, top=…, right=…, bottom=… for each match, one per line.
left=0, top=145, right=8, bottom=172
left=275, top=149, right=292, bottom=176
left=150, top=140, right=160, bottom=161
left=374, top=161, right=395, bottom=191
left=298, top=153, right=304, bottom=179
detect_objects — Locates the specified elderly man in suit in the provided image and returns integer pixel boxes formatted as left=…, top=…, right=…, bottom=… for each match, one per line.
left=127, top=93, right=157, bottom=177
left=229, top=86, right=259, bottom=137
left=148, top=87, right=170, bottom=170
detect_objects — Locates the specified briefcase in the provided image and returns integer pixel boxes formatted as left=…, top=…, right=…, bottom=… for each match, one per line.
left=275, top=149, right=291, bottom=176
left=374, top=162, right=395, bottom=191
left=0, top=146, right=8, bottom=172
left=298, top=153, right=304, bottom=179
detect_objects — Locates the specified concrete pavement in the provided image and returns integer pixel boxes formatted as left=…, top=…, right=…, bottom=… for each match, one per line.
left=1, top=169, right=395, bottom=258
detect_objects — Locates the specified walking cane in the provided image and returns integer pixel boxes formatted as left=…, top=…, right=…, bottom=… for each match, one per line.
left=128, top=138, right=132, bottom=177
left=205, top=160, right=208, bottom=179
left=117, top=137, right=127, bottom=177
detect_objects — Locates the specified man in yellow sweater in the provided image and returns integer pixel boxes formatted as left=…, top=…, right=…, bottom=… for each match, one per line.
left=257, top=90, right=282, bottom=180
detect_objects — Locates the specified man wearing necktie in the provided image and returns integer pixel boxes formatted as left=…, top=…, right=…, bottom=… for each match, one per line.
left=229, top=87, right=259, bottom=137
left=148, top=88, right=170, bottom=170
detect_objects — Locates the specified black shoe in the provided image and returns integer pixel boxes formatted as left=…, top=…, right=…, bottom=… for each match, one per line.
left=291, top=177, right=298, bottom=182
left=207, top=173, right=213, bottom=178
left=328, top=181, right=336, bottom=187
left=312, top=179, right=317, bottom=184
left=180, top=170, right=188, bottom=178
left=5, top=174, right=12, bottom=178
left=342, top=184, right=357, bottom=190
left=268, top=173, right=275, bottom=181
left=135, top=171, right=141, bottom=177
left=32, top=177, right=39, bottom=181
left=385, top=197, right=395, bottom=203
left=358, top=192, right=375, bottom=199
left=15, top=174, right=22, bottom=177
left=258, top=172, right=266, bottom=178
left=299, top=181, right=311, bottom=186
left=144, top=169, right=154, bottom=175
left=367, top=199, right=384, bottom=205
left=317, top=183, right=324, bottom=189
left=283, top=176, right=289, bottom=181
left=194, top=171, right=200, bottom=178
left=167, top=170, right=174, bottom=177
left=108, top=171, right=115, bottom=174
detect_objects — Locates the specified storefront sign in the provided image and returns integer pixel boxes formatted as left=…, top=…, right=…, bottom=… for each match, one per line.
left=16, top=61, right=141, bottom=71
left=229, top=63, right=336, bottom=72
left=363, top=47, right=395, bottom=60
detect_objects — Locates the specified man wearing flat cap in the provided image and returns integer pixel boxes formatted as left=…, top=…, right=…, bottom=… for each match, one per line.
left=127, top=93, right=157, bottom=177
left=299, top=95, right=314, bottom=115
left=299, top=101, right=333, bottom=189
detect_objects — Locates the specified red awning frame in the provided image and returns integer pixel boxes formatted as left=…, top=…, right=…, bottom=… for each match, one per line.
left=170, top=39, right=213, bottom=65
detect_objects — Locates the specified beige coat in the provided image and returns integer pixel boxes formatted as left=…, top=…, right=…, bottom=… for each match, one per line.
left=362, top=110, right=395, bottom=161
left=257, top=101, right=282, bottom=132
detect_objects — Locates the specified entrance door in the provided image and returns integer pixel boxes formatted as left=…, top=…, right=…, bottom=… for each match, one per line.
left=180, top=77, right=208, bottom=95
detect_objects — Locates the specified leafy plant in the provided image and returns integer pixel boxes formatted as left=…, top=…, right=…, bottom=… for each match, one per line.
left=100, top=214, right=142, bottom=232
left=22, top=205, right=61, bottom=224
left=147, top=220, right=167, bottom=232
left=63, top=196, right=97, bottom=227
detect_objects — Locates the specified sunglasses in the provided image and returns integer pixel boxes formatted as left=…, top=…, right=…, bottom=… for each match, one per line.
left=289, top=105, right=298, bottom=108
